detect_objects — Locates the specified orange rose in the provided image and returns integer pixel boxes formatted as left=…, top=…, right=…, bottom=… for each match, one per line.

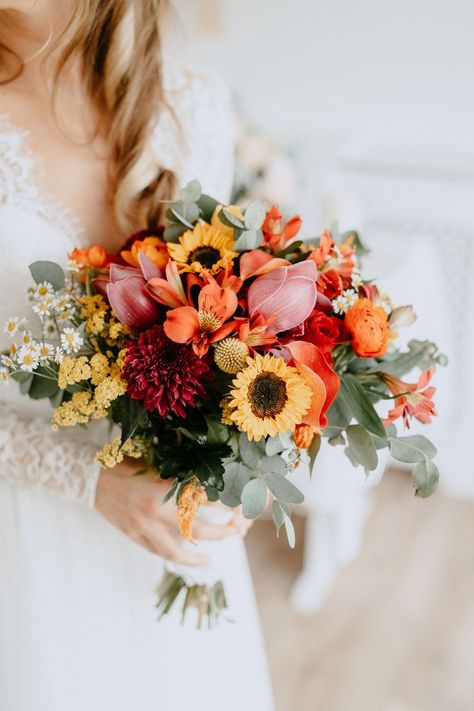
left=345, top=298, right=388, bottom=358
left=121, top=236, right=168, bottom=271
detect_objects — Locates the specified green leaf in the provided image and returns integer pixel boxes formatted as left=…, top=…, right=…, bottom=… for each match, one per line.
left=29, top=261, right=65, bottom=290
left=283, top=514, right=296, bottom=548
left=339, top=373, right=386, bottom=438
left=241, top=478, right=267, bottom=519
left=389, top=435, right=437, bottom=463
left=193, top=445, right=230, bottom=491
left=238, top=432, right=266, bottom=469
left=259, top=455, right=288, bottom=475
left=163, top=222, right=187, bottom=243
left=244, top=200, right=266, bottom=230
left=161, top=479, right=179, bottom=505
left=205, top=416, right=229, bottom=445
left=308, top=432, right=321, bottom=471
left=19, top=373, right=34, bottom=394
left=263, top=472, right=304, bottom=504
left=265, top=435, right=285, bottom=457
left=412, top=459, right=439, bottom=498
left=28, top=370, right=60, bottom=400
left=170, top=203, right=199, bottom=228
left=328, top=433, right=346, bottom=446
left=327, top=392, right=352, bottom=429
left=346, top=425, right=378, bottom=471
left=180, top=179, right=202, bottom=203
left=276, top=240, right=303, bottom=257
left=220, top=462, right=252, bottom=507
left=232, top=229, right=262, bottom=252
left=271, top=500, right=285, bottom=535
left=196, top=194, right=220, bottom=222
left=219, top=208, right=245, bottom=229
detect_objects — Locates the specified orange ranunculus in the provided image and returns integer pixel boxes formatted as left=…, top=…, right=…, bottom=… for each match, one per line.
left=345, top=298, right=388, bottom=358
left=121, top=236, right=168, bottom=271
left=69, top=245, right=111, bottom=269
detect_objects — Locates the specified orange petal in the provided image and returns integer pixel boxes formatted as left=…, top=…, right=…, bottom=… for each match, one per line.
left=163, top=306, right=200, bottom=343
left=286, top=341, right=340, bottom=425
left=293, top=361, right=326, bottom=429
left=239, top=250, right=290, bottom=280
left=198, top=282, right=238, bottom=323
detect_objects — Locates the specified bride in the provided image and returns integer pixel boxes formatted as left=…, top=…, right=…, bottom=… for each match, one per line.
left=0, top=2, right=274, bottom=709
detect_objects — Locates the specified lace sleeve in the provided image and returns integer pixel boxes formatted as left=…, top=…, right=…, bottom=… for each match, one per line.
left=153, top=65, right=236, bottom=202
left=0, top=401, right=101, bottom=507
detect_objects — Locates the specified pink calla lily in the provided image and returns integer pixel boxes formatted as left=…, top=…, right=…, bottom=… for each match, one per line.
left=247, top=261, right=317, bottom=334
left=99, top=262, right=162, bottom=332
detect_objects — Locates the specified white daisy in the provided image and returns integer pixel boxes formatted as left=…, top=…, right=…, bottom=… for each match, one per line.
left=342, top=289, right=358, bottom=309
left=60, top=328, right=83, bottom=354
left=3, top=317, right=25, bottom=338
left=332, top=295, right=349, bottom=315
left=32, top=298, right=55, bottom=319
left=1, top=354, right=14, bottom=368
left=0, top=367, right=9, bottom=384
left=16, top=346, right=39, bottom=372
left=33, top=281, right=55, bottom=300
left=54, top=347, right=65, bottom=364
left=20, top=331, right=34, bottom=346
left=53, top=294, right=73, bottom=313
left=66, top=258, right=81, bottom=272
left=351, top=271, right=363, bottom=289
left=37, top=343, right=55, bottom=362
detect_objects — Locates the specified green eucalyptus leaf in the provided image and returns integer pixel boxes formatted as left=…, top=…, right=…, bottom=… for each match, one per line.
left=220, top=462, right=252, bottom=507
left=238, top=432, right=265, bottom=469
left=283, top=514, right=296, bottom=548
left=180, top=179, right=202, bottom=203
left=340, top=373, right=386, bottom=438
left=232, top=229, right=263, bottom=252
left=328, top=433, right=346, bottom=446
left=29, top=261, right=65, bottom=290
left=220, top=208, right=245, bottom=229
left=197, top=194, right=220, bottom=222
left=412, top=459, right=439, bottom=498
left=271, top=499, right=285, bottom=535
left=265, top=435, right=285, bottom=457
left=163, top=222, right=187, bottom=243
left=390, top=435, right=437, bottom=463
left=244, top=200, right=266, bottom=230
left=241, top=478, right=267, bottom=519
left=346, top=424, right=378, bottom=471
left=259, top=455, right=287, bottom=475
left=263, top=472, right=304, bottom=504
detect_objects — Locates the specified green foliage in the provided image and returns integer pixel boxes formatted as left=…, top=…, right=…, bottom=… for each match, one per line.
left=243, top=200, right=266, bottom=230
left=345, top=424, right=378, bottom=471
left=263, top=472, right=304, bottom=503
left=241, top=478, right=267, bottom=518
left=412, top=460, right=439, bottom=498
left=339, top=373, right=387, bottom=438
left=232, top=229, right=263, bottom=251
left=220, top=462, right=252, bottom=506
left=29, top=261, right=65, bottom=290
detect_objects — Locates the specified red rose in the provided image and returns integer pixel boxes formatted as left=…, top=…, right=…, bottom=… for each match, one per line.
left=317, top=269, right=343, bottom=300
left=305, top=310, right=345, bottom=354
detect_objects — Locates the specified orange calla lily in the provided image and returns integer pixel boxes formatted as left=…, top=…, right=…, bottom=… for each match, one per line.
left=164, top=279, right=239, bottom=356
left=285, top=340, right=340, bottom=429
left=239, top=249, right=290, bottom=281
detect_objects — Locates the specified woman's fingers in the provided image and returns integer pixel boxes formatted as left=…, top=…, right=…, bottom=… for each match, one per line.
left=145, top=524, right=211, bottom=567
left=228, top=508, right=254, bottom=537
left=192, top=519, right=237, bottom=541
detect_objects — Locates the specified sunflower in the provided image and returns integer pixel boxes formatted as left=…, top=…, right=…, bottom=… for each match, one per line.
left=229, top=353, right=312, bottom=441
left=167, top=222, right=238, bottom=275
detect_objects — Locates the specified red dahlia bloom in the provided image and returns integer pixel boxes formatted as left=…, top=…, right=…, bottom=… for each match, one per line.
left=122, top=325, right=213, bottom=417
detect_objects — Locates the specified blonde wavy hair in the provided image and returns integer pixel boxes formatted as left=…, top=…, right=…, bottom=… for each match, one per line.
left=0, top=0, right=177, bottom=234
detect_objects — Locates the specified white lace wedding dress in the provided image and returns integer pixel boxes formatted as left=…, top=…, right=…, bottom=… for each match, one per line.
left=0, top=67, right=274, bottom=711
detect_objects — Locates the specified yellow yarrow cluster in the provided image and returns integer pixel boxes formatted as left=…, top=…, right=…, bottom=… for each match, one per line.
left=52, top=391, right=100, bottom=430
left=95, top=436, right=146, bottom=468
left=79, top=295, right=128, bottom=345
left=58, top=356, right=92, bottom=389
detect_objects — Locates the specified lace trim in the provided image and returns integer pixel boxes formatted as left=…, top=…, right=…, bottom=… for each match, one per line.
left=0, top=113, right=83, bottom=243
left=0, top=401, right=101, bottom=507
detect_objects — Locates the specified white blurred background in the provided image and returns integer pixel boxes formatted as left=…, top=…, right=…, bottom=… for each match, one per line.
left=167, top=3, right=474, bottom=709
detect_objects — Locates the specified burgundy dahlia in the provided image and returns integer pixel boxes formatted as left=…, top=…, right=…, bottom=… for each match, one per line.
left=122, top=325, right=214, bottom=417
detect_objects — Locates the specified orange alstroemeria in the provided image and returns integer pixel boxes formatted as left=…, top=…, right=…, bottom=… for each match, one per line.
left=239, top=249, right=290, bottom=281
left=285, top=340, right=340, bottom=430
left=381, top=368, right=437, bottom=428
left=262, top=206, right=303, bottom=253
left=164, top=279, right=239, bottom=356
left=308, top=229, right=356, bottom=277
left=147, top=261, right=188, bottom=309
left=238, top=313, right=277, bottom=349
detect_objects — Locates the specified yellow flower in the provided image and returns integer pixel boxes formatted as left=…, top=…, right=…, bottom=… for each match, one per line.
left=95, top=436, right=146, bottom=468
left=90, top=353, right=110, bottom=386
left=229, top=353, right=312, bottom=441
left=58, top=356, right=91, bottom=389
left=52, top=391, right=95, bottom=430
left=167, top=222, right=238, bottom=275
left=93, top=376, right=126, bottom=410
left=177, top=478, right=207, bottom=542
left=220, top=395, right=235, bottom=426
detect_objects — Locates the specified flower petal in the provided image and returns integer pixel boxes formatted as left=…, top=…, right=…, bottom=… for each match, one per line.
left=286, top=340, right=340, bottom=425
left=138, top=250, right=163, bottom=280
left=239, top=250, right=290, bottom=280
left=109, top=263, right=141, bottom=282
left=164, top=306, right=200, bottom=343
left=106, top=276, right=161, bottom=332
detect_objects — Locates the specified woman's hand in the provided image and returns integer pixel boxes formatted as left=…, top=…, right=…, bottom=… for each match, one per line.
left=95, top=460, right=252, bottom=566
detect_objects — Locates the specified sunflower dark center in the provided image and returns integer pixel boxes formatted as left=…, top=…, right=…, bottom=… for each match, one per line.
left=248, top=372, right=288, bottom=419
left=188, top=246, right=221, bottom=268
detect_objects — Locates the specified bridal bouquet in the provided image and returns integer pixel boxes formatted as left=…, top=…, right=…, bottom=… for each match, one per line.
left=2, top=180, right=445, bottom=626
